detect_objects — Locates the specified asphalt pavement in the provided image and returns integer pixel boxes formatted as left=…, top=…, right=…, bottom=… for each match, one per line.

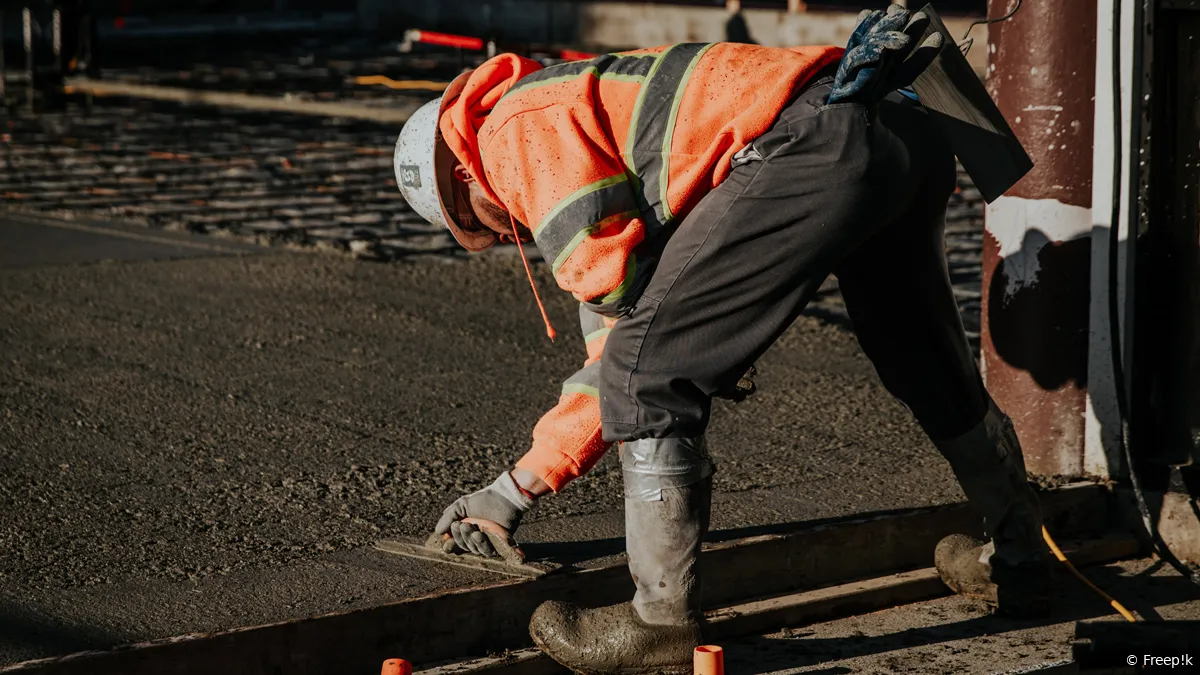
left=0, top=211, right=969, bottom=665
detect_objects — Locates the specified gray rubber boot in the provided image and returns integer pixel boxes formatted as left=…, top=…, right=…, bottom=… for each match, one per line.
left=933, top=399, right=1055, bottom=618
left=530, top=437, right=712, bottom=675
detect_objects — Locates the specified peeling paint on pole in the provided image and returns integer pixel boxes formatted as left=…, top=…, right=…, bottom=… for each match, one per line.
left=982, top=0, right=1097, bottom=477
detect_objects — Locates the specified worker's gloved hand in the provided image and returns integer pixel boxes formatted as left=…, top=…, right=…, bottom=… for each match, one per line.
left=433, top=471, right=536, bottom=558
left=827, top=4, right=944, bottom=106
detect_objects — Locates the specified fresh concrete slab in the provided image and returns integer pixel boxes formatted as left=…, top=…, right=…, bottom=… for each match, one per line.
left=2, top=216, right=970, bottom=665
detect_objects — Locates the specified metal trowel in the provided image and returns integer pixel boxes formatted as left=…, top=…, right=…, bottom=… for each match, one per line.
left=375, top=517, right=560, bottom=578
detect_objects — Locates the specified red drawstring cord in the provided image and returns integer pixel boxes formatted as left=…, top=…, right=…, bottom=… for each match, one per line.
left=511, top=212, right=556, bottom=341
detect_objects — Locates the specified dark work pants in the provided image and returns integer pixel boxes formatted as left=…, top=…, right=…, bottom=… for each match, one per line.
left=598, top=78, right=990, bottom=445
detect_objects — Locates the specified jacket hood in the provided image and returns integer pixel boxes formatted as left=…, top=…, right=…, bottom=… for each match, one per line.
left=438, top=54, right=544, bottom=207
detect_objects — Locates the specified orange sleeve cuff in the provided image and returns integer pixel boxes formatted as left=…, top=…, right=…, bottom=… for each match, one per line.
left=516, top=391, right=612, bottom=492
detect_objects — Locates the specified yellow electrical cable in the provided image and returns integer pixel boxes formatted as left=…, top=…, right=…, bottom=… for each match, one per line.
left=1042, top=526, right=1138, bottom=622
left=352, top=76, right=449, bottom=92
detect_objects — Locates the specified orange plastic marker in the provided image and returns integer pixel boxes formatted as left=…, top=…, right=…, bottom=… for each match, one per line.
left=694, top=646, right=724, bottom=675
left=381, top=658, right=412, bottom=675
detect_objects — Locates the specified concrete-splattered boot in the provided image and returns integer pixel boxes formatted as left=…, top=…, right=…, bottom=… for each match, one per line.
left=933, top=400, right=1055, bottom=618
left=530, top=437, right=712, bottom=675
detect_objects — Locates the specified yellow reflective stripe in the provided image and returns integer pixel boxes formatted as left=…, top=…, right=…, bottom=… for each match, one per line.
left=550, top=209, right=638, bottom=273
left=585, top=326, right=611, bottom=344
left=562, top=383, right=600, bottom=398
left=599, top=256, right=639, bottom=304
left=658, top=43, right=714, bottom=222
left=535, top=174, right=629, bottom=238
left=622, top=43, right=711, bottom=235
left=516, top=68, right=645, bottom=93
left=623, top=50, right=668, bottom=169
left=502, top=54, right=657, bottom=101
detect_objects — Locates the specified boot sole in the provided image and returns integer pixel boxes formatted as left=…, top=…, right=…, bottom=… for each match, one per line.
left=530, top=628, right=691, bottom=675
left=938, top=572, right=1053, bottom=619
left=936, top=570, right=999, bottom=605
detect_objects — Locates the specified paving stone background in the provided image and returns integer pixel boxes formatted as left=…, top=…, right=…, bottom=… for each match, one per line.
left=0, top=42, right=986, bottom=346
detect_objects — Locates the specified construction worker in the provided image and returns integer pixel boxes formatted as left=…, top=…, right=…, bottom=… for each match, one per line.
left=393, top=6, right=1055, bottom=673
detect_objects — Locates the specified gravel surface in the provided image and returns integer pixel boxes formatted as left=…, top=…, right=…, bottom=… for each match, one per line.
left=0, top=247, right=965, bottom=590
left=1, top=234, right=971, bottom=664
left=724, top=557, right=1200, bottom=674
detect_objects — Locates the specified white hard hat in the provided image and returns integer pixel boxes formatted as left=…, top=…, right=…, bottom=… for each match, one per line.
left=393, top=70, right=497, bottom=252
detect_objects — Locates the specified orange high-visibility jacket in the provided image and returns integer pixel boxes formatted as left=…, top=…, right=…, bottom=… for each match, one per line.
left=440, top=43, right=844, bottom=492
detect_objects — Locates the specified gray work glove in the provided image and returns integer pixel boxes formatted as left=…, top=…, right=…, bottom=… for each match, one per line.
left=432, top=471, right=536, bottom=558
left=827, top=4, right=944, bottom=106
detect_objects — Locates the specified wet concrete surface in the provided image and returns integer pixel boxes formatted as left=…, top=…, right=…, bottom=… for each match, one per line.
left=0, top=213, right=971, bottom=665
left=724, top=557, right=1200, bottom=674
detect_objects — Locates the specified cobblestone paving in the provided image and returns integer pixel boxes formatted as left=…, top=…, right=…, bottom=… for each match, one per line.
left=0, top=41, right=986, bottom=345
left=0, top=101, right=463, bottom=256
left=89, top=38, right=465, bottom=113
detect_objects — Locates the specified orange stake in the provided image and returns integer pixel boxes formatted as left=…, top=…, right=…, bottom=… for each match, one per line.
left=381, top=658, right=412, bottom=675
left=694, top=646, right=724, bottom=675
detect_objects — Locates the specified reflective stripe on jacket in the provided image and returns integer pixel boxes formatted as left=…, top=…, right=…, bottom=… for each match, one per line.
left=440, top=42, right=844, bottom=491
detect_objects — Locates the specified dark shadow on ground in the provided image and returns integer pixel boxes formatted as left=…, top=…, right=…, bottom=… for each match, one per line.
left=726, top=562, right=1200, bottom=675
left=0, top=604, right=124, bottom=662
left=521, top=502, right=965, bottom=568
left=520, top=537, right=626, bottom=566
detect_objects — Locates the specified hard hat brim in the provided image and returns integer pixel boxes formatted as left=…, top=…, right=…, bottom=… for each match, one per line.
left=433, top=71, right=499, bottom=253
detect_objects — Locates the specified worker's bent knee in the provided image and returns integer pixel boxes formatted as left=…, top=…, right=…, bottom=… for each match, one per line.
left=599, top=368, right=714, bottom=443
left=597, top=297, right=656, bottom=443
left=597, top=317, right=643, bottom=443
left=598, top=306, right=713, bottom=443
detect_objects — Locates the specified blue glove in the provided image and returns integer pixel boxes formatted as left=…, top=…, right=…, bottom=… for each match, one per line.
left=827, top=4, right=944, bottom=106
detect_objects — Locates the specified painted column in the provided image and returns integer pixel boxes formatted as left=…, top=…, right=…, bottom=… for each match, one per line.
left=1084, top=0, right=1137, bottom=479
left=981, top=0, right=1098, bottom=477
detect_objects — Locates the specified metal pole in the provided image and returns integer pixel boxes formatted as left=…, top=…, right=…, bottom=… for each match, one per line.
left=23, top=6, right=33, bottom=112
left=981, top=0, right=1099, bottom=477
left=0, top=15, right=6, bottom=101
left=52, top=8, right=61, bottom=72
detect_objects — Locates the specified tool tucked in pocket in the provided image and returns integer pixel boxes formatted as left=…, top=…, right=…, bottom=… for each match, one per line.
left=715, top=364, right=758, bottom=402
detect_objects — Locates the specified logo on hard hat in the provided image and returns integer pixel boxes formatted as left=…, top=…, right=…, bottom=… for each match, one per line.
left=397, top=165, right=422, bottom=189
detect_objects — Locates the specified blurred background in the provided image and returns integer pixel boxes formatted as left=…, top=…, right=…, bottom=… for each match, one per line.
left=2, top=1, right=1198, bottom=673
